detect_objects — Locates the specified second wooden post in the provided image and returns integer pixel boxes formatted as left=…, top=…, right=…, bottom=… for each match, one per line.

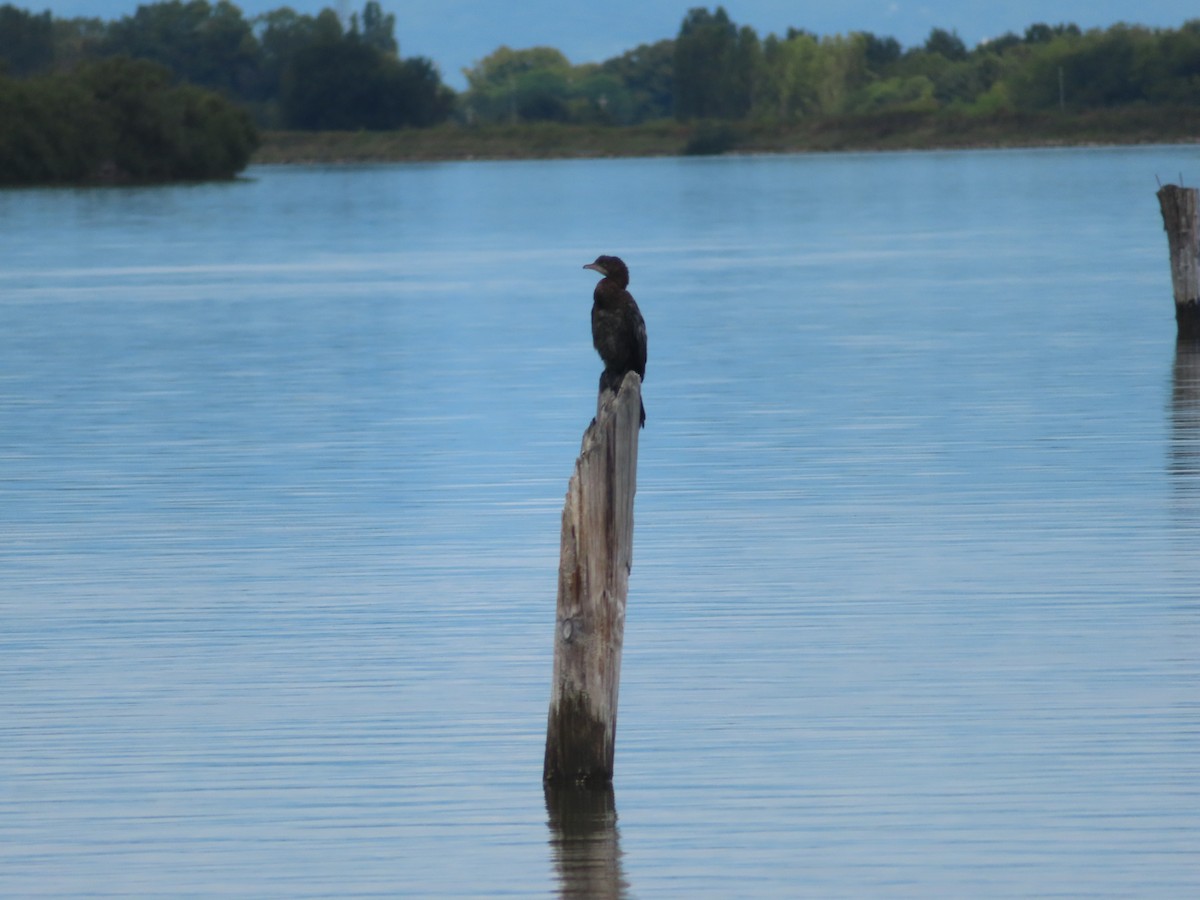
left=1157, top=183, right=1200, bottom=338
left=543, top=372, right=641, bottom=787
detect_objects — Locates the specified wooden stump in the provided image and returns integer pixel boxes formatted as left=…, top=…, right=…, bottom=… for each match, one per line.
left=1157, top=184, right=1200, bottom=338
left=543, top=371, right=641, bottom=787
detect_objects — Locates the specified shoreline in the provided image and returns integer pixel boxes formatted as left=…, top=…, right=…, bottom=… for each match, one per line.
left=252, top=108, right=1200, bottom=165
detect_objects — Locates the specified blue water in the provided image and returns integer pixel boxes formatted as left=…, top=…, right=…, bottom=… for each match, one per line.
left=2, top=147, right=1198, bottom=897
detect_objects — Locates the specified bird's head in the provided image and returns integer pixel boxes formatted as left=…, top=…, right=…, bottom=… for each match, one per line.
left=583, top=255, right=629, bottom=289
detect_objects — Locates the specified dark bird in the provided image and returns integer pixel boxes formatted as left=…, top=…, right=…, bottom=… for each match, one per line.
left=583, top=255, right=647, bottom=427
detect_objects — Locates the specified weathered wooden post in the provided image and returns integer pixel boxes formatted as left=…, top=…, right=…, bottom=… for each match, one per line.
left=543, top=372, right=641, bottom=786
left=1157, top=183, right=1200, bottom=338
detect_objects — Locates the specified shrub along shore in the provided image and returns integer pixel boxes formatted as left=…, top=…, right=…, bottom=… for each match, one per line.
left=254, top=107, right=1200, bottom=165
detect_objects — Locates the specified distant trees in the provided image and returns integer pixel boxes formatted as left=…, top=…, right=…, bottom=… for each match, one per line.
left=460, top=42, right=677, bottom=125
left=3, top=0, right=1200, bottom=150
left=102, top=1, right=259, bottom=98
left=352, top=0, right=397, bottom=56
left=1007, top=22, right=1200, bottom=109
left=278, top=10, right=452, bottom=128
left=463, top=46, right=575, bottom=123
left=0, top=57, right=257, bottom=184
left=598, top=40, right=674, bottom=123
left=282, top=42, right=450, bottom=129
left=673, top=7, right=758, bottom=119
left=0, top=1, right=454, bottom=130
left=267, top=2, right=451, bottom=128
left=0, top=5, right=54, bottom=75
left=1148, top=22, right=1200, bottom=104
left=666, top=6, right=1200, bottom=120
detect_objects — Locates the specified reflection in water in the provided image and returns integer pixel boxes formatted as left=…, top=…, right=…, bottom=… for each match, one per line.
left=545, top=786, right=628, bottom=899
left=1170, top=339, right=1200, bottom=521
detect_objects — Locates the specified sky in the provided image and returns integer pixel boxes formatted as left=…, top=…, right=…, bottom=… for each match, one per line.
left=28, top=1, right=1200, bottom=89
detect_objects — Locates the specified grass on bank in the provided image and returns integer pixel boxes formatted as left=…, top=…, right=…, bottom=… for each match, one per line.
left=253, top=107, right=1200, bottom=165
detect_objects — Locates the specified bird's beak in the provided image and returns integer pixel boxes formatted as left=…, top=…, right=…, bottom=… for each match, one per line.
left=583, top=263, right=606, bottom=276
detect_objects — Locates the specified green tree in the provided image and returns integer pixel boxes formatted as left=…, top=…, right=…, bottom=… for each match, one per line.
left=599, top=39, right=674, bottom=122
left=978, top=31, right=1023, bottom=56
left=50, top=15, right=108, bottom=71
left=1142, top=21, right=1200, bottom=104
left=393, top=56, right=455, bottom=126
left=0, top=56, right=256, bottom=184
left=281, top=34, right=451, bottom=129
left=847, top=75, right=936, bottom=113
left=812, top=33, right=869, bottom=114
left=673, top=6, right=758, bottom=119
left=255, top=8, right=323, bottom=91
left=0, top=72, right=99, bottom=181
left=891, top=29, right=1009, bottom=109
left=730, top=25, right=762, bottom=115
left=352, top=1, right=397, bottom=56
left=569, top=66, right=635, bottom=123
left=861, top=32, right=902, bottom=73
left=1024, top=23, right=1082, bottom=45
left=0, top=5, right=55, bottom=76
left=462, top=46, right=573, bottom=123
left=924, top=28, right=967, bottom=61
left=82, top=56, right=256, bottom=179
left=758, top=30, right=820, bottom=120
left=103, top=0, right=260, bottom=99
left=1008, top=25, right=1154, bottom=109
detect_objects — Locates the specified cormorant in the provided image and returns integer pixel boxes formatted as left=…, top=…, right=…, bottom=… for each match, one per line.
left=583, top=254, right=647, bottom=427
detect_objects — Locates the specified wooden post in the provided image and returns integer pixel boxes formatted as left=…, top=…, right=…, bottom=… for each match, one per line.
left=543, top=372, right=641, bottom=787
left=1157, top=184, right=1200, bottom=338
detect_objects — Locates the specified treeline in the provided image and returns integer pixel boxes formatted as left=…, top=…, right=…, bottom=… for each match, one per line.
left=3, top=1, right=1200, bottom=181
left=5, top=2, right=1200, bottom=129
left=0, top=0, right=447, bottom=181
left=0, top=1, right=451, bottom=129
left=0, top=56, right=257, bottom=183
left=468, top=10, right=1200, bottom=125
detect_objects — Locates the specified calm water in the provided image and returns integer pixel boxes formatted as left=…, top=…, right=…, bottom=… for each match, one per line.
left=2, top=147, right=1198, bottom=897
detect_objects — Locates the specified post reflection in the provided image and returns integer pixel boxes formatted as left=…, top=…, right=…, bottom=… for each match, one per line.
left=544, top=784, right=629, bottom=899
left=1170, top=337, right=1200, bottom=527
